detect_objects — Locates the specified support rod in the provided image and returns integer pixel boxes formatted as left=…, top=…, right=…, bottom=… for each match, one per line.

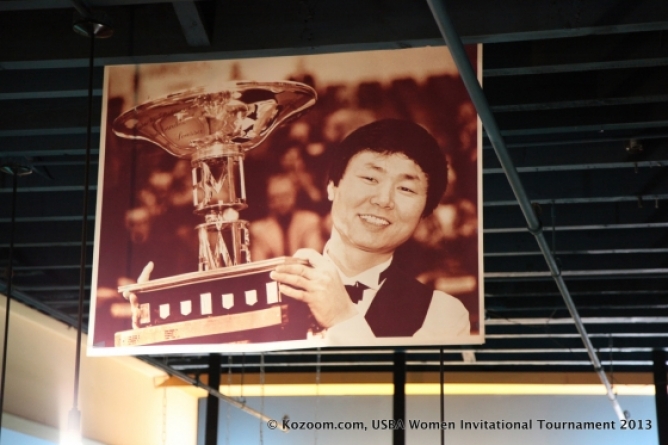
left=653, top=349, right=668, bottom=445
left=439, top=348, right=445, bottom=445
left=71, top=28, right=95, bottom=415
left=0, top=172, right=18, bottom=442
left=393, top=352, right=406, bottom=445
left=425, top=0, right=626, bottom=421
left=205, top=354, right=221, bottom=445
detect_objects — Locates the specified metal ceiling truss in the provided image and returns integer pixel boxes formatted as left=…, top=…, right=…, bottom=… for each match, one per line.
left=0, top=0, right=666, bottom=420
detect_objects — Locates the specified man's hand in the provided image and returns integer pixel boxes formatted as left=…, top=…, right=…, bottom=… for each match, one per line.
left=122, top=261, right=154, bottom=329
left=270, top=249, right=357, bottom=329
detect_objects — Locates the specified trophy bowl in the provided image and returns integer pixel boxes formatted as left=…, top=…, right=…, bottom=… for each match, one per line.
left=111, top=80, right=318, bottom=347
left=112, top=80, right=317, bottom=158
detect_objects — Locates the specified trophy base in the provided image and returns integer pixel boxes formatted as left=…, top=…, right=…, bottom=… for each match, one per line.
left=116, top=257, right=313, bottom=347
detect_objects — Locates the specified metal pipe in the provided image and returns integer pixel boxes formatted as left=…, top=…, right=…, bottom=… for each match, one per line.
left=485, top=268, right=668, bottom=278
left=652, top=349, right=668, bottom=445
left=424, top=0, right=626, bottom=421
left=486, top=221, right=668, bottom=233
left=71, top=27, right=95, bottom=416
left=0, top=172, right=18, bottom=441
left=205, top=354, right=222, bottom=445
left=393, top=352, right=406, bottom=445
left=439, top=348, right=444, bottom=445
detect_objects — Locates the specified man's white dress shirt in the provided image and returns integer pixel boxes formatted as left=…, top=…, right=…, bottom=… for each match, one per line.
left=320, top=246, right=471, bottom=346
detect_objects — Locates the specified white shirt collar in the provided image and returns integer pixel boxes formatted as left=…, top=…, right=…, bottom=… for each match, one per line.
left=323, top=240, right=392, bottom=290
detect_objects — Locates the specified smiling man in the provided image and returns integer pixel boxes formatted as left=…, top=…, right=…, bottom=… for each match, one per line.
left=270, top=119, right=470, bottom=344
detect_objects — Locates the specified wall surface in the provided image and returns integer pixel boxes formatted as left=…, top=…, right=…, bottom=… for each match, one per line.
left=199, top=393, right=657, bottom=445
left=0, top=295, right=198, bottom=445
left=1, top=292, right=660, bottom=445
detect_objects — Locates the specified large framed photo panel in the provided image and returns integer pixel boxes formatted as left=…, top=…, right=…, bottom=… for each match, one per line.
left=88, top=45, right=484, bottom=355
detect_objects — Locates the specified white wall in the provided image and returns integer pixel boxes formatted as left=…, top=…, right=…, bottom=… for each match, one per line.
left=0, top=295, right=198, bottom=445
left=200, top=393, right=657, bottom=445
left=2, top=293, right=658, bottom=445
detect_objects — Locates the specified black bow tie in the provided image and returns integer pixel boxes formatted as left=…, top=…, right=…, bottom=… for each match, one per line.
left=345, top=282, right=369, bottom=303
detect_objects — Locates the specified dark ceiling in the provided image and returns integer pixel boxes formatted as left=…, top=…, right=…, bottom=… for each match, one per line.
left=1, top=0, right=667, bottom=378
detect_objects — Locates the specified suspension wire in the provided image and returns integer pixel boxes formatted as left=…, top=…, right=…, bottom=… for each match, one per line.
left=314, top=347, right=321, bottom=445
left=226, top=355, right=232, bottom=445
left=0, top=172, right=19, bottom=441
left=240, top=353, right=246, bottom=403
left=440, top=347, right=445, bottom=445
left=259, top=353, right=265, bottom=445
left=72, top=27, right=95, bottom=413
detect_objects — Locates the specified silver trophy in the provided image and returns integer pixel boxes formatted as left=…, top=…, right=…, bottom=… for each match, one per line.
left=113, top=81, right=316, bottom=271
left=111, top=81, right=317, bottom=346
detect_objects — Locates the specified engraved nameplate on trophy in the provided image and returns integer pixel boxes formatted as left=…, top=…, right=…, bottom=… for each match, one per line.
left=111, top=81, right=317, bottom=346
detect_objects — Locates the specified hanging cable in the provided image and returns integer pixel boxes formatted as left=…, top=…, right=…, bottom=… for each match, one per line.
left=66, top=30, right=96, bottom=443
left=439, top=348, right=445, bottom=445
left=64, top=10, right=113, bottom=443
left=240, top=353, right=246, bottom=404
left=314, top=348, right=321, bottom=445
left=75, top=17, right=94, bottom=408
left=259, top=353, right=265, bottom=445
left=226, top=355, right=232, bottom=445
left=0, top=166, right=29, bottom=442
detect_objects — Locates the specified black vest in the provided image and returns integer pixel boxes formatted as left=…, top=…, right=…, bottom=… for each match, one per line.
left=364, top=261, right=433, bottom=337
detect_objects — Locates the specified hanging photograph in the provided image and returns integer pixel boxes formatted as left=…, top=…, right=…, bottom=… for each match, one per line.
left=87, top=45, right=484, bottom=355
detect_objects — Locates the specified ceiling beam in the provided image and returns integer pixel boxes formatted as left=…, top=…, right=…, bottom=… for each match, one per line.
left=0, top=186, right=96, bottom=193
left=0, top=215, right=94, bottom=223
left=483, top=130, right=668, bottom=149
left=0, top=90, right=102, bottom=100
left=166, top=360, right=656, bottom=370
left=486, top=66, right=668, bottom=108
left=490, top=95, right=668, bottom=113
left=496, top=120, right=668, bottom=137
left=484, top=30, right=668, bottom=76
left=486, top=316, right=668, bottom=325
left=0, top=127, right=96, bottom=137
left=487, top=332, right=668, bottom=339
left=0, top=0, right=200, bottom=11
left=486, top=269, right=668, bottom=279
left=0, top=242, right=93, bottom=248
left=484, top=194, right=668, bottom=206
left=4, top=0, right=668, bottom=68
left=484, top=160, right=668, bottom=174
left=486, top=247, right=668, bottom=257
left=486, top=58, right=668, bottom=77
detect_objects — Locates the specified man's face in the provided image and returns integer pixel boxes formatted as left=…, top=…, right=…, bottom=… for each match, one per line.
left=327, top=151, right=428, bottom=255
left=267, top=176, right=297, bottom=216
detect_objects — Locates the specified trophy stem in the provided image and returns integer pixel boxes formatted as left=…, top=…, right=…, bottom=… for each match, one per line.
left=192, top=145, right=251, bottom=271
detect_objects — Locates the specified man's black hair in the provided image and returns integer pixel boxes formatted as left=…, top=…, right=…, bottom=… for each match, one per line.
left=327, top=119, right=447, bottom=217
